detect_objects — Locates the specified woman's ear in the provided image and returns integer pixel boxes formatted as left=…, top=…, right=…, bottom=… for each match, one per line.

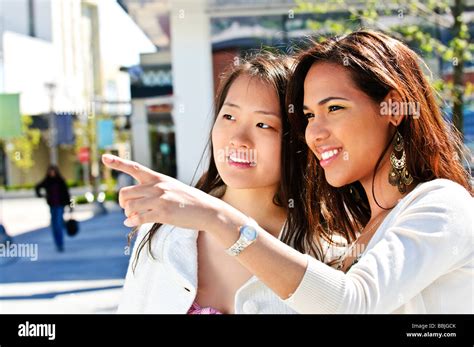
left=381, top=90, right=405, bottom=127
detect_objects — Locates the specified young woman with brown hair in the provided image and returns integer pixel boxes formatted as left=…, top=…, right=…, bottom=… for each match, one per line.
left=104, top=30, right=473, bottom=313
left=114, top=52, right=321, bottom=314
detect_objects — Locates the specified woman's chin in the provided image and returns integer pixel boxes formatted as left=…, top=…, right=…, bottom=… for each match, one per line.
left=221, top=175, right=276, bottom=190
left=324, top=172, right=350, bottom=188
left=223, top=181, right=263, bottom=190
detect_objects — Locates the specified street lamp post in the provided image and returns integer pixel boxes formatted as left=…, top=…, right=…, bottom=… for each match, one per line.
left=44, top=82, right=57, bottom=165
left=90, top=97, right=107, bottom=215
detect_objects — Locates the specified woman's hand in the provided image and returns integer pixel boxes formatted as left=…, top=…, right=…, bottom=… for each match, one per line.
left=102, top=155, right=308, bottom=302
left=101, top=154, right=228, bottom=231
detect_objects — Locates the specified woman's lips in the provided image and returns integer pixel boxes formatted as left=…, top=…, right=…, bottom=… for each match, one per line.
left=227, top=155, right=256, bottom=169
left=319, top=148, right=343, bottom=168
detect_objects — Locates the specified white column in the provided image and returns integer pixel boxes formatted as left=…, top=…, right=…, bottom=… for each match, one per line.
left=170, top=0, right=214, bottom=184
left=0, top=19, right=4, bottom=93
left=0, top=53, right=4, bottom=92
left=131, top=98, right=151, bottom=168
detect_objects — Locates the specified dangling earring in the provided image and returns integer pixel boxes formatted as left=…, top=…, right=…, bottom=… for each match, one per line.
left=388, top=130, right=413, bottom=193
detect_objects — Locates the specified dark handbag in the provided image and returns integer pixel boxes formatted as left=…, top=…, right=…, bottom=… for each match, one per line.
left=65, top=207, right=79, bottom=237
left=0, top=224, right=11, bottom=244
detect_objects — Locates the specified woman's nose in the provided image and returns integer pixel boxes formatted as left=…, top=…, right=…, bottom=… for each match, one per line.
left=229, top=127, right=252, bottom=149
left=305, top=119, right=330, bottom=147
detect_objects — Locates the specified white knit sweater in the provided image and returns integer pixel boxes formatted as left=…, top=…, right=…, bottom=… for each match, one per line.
left=117, top=222, right=297, bottom=314
left=284, top=179, right=474, bottom=313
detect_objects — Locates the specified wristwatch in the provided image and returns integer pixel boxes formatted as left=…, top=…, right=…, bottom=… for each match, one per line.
left=225, top=219, right=259, bottom=257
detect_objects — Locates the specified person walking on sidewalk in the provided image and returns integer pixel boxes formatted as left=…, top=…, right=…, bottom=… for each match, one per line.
left=35, top=165, right=71, bottom=252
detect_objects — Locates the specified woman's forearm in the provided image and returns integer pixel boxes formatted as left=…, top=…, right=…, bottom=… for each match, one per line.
left=207, top=202, right=308, bottom=299
left=101, top=153, right=309, bottom=299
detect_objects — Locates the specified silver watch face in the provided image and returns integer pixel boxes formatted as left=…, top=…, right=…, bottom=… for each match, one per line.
left=241, top=225, right=257, bottom=241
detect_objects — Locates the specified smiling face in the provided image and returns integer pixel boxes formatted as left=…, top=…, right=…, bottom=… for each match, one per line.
left=303, top=62, right=394, bottom=188
left=212, top=74, right=282, bottom=190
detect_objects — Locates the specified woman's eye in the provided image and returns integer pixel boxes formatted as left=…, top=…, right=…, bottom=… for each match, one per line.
left=328, top=105, right=344, bottom=113
left=223, top=114, right=235, bottom=121
left=256, top=122, right=271, bottom=129
left=304, top=113, right=314, bottom=120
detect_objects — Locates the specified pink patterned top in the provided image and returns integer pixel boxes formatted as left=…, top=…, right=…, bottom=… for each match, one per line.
left=187, top=301, right=222, bottom=314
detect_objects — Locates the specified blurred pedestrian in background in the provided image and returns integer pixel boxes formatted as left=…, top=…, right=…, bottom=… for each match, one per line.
left=35, top=166, right=71, bottom=252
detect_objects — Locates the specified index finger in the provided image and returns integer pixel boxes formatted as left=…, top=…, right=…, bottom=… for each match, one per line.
left=101, top=154, right=161, bottom=184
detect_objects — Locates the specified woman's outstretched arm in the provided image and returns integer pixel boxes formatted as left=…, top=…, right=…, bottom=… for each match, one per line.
left=102, top=154, right=307, bottom=299
left=102, top=154, right=473, bottom=314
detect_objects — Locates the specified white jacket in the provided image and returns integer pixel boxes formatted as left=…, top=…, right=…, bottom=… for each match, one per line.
left=117, top=222, right=297, bottom=314
left=284, top=179, right=474, bottom=313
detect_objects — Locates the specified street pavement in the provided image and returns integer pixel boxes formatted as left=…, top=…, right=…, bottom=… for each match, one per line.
left=0, top=187, right=97, bottom=237
left=0, top=200, right=133, bottom=314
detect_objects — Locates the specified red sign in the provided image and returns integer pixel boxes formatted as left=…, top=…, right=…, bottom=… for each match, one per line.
left=78, top=147, right=90, bottom=163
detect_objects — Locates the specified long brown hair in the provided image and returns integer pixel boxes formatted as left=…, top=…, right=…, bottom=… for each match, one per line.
left=130, top=51, right=311, bottom=271
left=286, top=29, right=473, bottom=255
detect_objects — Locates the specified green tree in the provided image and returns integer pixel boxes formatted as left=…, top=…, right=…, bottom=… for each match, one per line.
left=4, top=115, right=41, bottom=183
left=294, top=0, right=473, bottom=137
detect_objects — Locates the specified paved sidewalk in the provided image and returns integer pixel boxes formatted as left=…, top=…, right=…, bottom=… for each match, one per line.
left=1, top=198, right=97, bottom=237
left=0, top=207, right=133, bottom=314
